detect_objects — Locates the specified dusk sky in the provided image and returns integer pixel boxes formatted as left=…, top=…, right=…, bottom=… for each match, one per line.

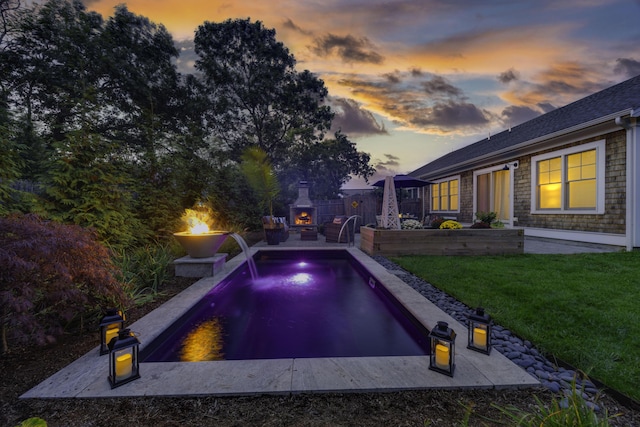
left=81, top=0, right=640, bottom=188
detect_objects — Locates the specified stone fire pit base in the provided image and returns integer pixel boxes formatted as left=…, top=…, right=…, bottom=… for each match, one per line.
left=173, top=253, right=227, bottom=277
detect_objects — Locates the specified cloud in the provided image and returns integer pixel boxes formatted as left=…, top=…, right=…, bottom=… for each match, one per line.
left=382, top=71, right=402, bottom=84
left=281, top=18, right=311, bottom=36
left=310, top=34, right=384, bottom=64
left=614, top=58, right=640, bottom=78
left=500, top=105, right=543, bottom=128
left=421, top=76, right=463, bottom=98
left=378, top=153, right=400, bottom=168
left=411, top=101, right=492, bottom=129
left=498, top=68, right=519, bottom=84
left=329, top=97, right=387, bottom=137
left=337, top=72, right=492, bottom=135
left=409, top=67, right=423, bottom=77
left=501, top=62, right=608, bottom=110
left=174, top=39, right=198, bottom=74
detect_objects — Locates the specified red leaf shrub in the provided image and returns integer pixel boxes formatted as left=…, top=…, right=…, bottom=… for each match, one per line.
left=0, top=214, right=130, bottom=353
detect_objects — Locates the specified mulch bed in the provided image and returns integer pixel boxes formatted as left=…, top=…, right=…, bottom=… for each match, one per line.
left=2, top=273, right=638, bottom=427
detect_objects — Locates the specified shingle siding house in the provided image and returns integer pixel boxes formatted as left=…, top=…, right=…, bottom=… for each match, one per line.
left=410, top=73, right=640, bottom=250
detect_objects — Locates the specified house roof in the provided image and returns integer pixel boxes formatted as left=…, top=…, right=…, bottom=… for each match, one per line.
left=410, top=73, right=640, bottom=178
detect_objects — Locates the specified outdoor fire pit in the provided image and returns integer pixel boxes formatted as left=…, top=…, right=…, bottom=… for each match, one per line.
left=173, top=205, right=229, bottom=258
left=173, top=231, right=229, bottom=258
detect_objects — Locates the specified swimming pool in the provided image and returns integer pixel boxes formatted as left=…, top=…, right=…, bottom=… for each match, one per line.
left=141, top=250, right=430, bottom=362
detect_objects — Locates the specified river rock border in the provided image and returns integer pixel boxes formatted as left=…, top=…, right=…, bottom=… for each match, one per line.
left=374, top=255, right=602, bottom=410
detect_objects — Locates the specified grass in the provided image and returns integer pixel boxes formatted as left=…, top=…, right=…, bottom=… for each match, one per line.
left=493, top=380, right=620, bottom=426
left=391, top=251, right=640, bottom=402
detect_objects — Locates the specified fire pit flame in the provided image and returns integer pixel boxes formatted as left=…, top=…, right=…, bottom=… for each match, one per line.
left=188, top=219, right=210, bottom=235
left=174, top=206, right=229, bottom=258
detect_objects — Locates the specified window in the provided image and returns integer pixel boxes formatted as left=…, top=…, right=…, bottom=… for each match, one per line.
left=475, top=169, right=511, bottom=220
left=531, top=140, right=605, bottom=214
left=431, top=177, right=459, bottom=212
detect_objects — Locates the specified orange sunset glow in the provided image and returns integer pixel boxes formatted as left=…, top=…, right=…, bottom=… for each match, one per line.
left=81, top=0, right=640, bottom=188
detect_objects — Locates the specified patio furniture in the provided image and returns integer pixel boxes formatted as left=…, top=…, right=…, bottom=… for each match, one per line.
left=324, top=216, right=355, bottom=243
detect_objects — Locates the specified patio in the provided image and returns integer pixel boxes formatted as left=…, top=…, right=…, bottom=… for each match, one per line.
left=22, top=234, right=539, bottom=399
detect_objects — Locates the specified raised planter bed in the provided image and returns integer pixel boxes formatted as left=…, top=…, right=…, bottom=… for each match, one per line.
left=359, top=226, right=524, bottom=256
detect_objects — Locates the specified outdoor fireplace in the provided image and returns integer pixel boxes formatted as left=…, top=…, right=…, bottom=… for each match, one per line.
left=290, top=181, right=317, bottom=229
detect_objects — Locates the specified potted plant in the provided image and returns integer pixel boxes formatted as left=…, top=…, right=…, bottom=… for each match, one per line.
left=240, top=146, right=282, bottom=245
left=471, top=211, right=497, bottom=229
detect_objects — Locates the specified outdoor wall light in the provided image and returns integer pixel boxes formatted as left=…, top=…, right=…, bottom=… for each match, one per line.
left=467, top=307, right=492, bottom=355
left=99, top=308, right=124, bottom=355
left=502, top=161, right=519, bottom=170
left=428, top=321, right=456, bottom=377
left=108, top=328, right=141, bottom=388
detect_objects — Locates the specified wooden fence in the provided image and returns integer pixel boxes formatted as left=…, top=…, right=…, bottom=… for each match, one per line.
left=312, top=194, right=424, bottom=228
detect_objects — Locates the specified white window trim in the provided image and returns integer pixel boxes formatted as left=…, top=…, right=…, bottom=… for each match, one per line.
left=473, top=164, right=515, bottom=226
left=530, top=139, right=606, bottom=215
left=431, top=175, right=461, bottom=213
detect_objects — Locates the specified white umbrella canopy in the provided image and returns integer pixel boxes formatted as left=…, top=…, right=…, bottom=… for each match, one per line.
left=381, top=176, right=401, bottom=229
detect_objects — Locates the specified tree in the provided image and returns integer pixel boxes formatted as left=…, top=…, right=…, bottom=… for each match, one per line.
left=100, top=5, right=186, bottom=238
left=240, top=146, right=280, bottom=222
left=194, top=18, right=374, bottom=202
left=0, top=214, right=130, bottom=354
left=5, top=1, right=190, bottom=241
left=283, top=131, right=376, bottom=199
left=41, top=131, right=143, bottom=248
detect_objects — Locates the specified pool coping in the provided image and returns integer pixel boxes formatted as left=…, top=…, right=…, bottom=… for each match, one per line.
left=21, top=246, right=539, bottom=398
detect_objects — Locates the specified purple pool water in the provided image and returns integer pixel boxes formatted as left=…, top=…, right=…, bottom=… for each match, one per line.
left=141, top=250, right=429, bottom=362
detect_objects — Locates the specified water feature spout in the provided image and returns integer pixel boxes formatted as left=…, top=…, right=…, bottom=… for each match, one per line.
left=228, top=233, right=258, bottom=280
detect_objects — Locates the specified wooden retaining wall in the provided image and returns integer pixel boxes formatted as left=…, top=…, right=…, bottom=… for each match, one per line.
left=360, top=226, right=524, bottom=256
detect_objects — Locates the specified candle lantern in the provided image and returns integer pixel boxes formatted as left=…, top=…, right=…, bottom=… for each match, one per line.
left=467, top=307, right=492, bottom=355
left=108, top=328, right=140, bottom=388
left=99, top=308, right=124, bottom=355
left=428, top=321, right=456, bottom=377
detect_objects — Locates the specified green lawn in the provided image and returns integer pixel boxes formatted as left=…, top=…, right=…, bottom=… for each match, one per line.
left=391, top=251, right=640, bottom=402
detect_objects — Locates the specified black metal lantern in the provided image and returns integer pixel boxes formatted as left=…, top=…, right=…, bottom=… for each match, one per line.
left=467, top=307, right=492, bottom=355
left=108, top=328, right=140, bottom=388
left=99, top=308, right=124, bottom=355
left=428, top=321, right=456, bottom=377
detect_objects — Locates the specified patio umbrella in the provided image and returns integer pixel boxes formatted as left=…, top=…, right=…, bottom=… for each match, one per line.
left=381, top=176, right=401, bottom=229
left=371, top=174, right=433, bottom=188
left=373, top=175, right=433, bottom=219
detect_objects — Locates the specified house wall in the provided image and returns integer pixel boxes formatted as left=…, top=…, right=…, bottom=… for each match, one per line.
left=421, top=129, right=627, bottom=236
left=513, top=130, right=626, bottom=234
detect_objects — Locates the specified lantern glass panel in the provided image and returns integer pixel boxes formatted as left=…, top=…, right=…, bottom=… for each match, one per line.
left=99, top=309, right=124, bottom=355
left=108, top=329, right=140, bottom=388
left=467, top=307, right=492, bottom=355
left=428, top=321, right=456, bottom=376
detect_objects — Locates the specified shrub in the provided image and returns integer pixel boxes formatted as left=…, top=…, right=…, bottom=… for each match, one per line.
left=475, top=211, right=497, bottom=224
left=474, top=211, right=497, bottom=228
left=112, top=243, right=176, bottom=306
left=401, top=219, right=422, bottom=229
left=439, top=220, right=462, bottom=229
left=0, top=214, right=130, bottom=354
left=494, top=379, right=618, bottom=426
left=430, top=216, right=445, bottom=228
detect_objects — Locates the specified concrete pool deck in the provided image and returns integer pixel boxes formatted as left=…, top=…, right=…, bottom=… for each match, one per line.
left=22, top=240, right=539, bottom=399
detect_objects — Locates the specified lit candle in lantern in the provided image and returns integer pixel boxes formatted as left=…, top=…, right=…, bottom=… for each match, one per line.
left=435, top=343, right=449, bottom=369
left=473, top=327, right=487, bottom=348
left=105, top=327, right=119, bottom=347
left=115, top=353, right=132, bottom=380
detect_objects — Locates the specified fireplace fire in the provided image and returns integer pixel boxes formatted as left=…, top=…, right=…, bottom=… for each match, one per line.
left=290, top=181, right=317, bottom=229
